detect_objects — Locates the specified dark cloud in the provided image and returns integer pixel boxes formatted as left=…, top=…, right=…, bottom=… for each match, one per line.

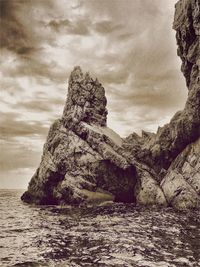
left=0, top=0, right=65, bottom=88
left=84, top=0, right=162, bottom=29
left=47, top=17, right=90, bottom=35
left=93, top=20, right=123, bottom=34
left=0, top=0, right=48, bottom=55
left=0, top=0, right=57, bottom=59
left=0, top=0, right=34, bottom=55
left=1, top=55, right=67, bottom=84
left=117, top=32, right=133, bottom=41
left=48, top=19, right=71, bottom=31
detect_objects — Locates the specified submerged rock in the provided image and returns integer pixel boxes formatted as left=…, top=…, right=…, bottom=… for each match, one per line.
left=22, top=0, right=199, bottom=209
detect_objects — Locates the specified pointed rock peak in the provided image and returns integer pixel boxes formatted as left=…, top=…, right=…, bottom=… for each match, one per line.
left=63, top=66, right=107, bottom=128
left=95, top=77, right=100, bottom=85
left=69, top=66, right=84, bottom=84
left=84, top=71, right=92, bottom=82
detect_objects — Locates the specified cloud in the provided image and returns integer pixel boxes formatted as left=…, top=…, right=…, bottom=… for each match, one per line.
left=48, top=19, right=71, bottom=31
left=17, top=99, right=53, bottom=113
left=47, top=18, right=90, bottom=35
left=0, top=0, right=67, bottom=88
left=93, top=20, right=123, bottom=35
left=3, top=56, right=67, bottom=83
left=0, top=139, right=41, bottom=172
left=0, top=112, right=48, bottom=140
left=0, top=0, right=31, bottom=54
left=0, top=0, right=53, bottom=55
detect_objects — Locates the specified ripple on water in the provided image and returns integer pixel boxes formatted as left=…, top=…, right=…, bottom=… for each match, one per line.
left=0, top=189, right=199, bottom=267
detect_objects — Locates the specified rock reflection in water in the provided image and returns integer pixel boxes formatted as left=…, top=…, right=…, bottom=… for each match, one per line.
left=0, top=190, right=199, bottom=267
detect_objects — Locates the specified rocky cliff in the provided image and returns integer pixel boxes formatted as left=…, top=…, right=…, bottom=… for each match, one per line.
left=124, top=0, right=200, bottom=209
left=22, top=0, right=199, bottom=209
left=125, top=0, right=200, bottom=173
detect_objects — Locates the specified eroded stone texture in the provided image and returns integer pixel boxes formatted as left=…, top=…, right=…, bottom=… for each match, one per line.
left=124, top=0, right=200, bottom=175
left=123, top=0, right=200, bottom=209
left=22, top=67, right=136, bottom=205
left=161, top=138, right=200, bottom=209
left=62, top=66, right=107, bottom=128
left=135, top=166, right=167, bottom=207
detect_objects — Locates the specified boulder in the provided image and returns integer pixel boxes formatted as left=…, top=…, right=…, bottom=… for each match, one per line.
left=161, top=138, right=200, bottom=209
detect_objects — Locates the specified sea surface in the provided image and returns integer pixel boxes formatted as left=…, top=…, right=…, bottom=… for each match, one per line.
left=0, top=189, right=199, bottom=267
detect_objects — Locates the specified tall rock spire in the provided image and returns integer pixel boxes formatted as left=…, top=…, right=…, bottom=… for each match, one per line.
left=62, top=66, right=107, bottom=128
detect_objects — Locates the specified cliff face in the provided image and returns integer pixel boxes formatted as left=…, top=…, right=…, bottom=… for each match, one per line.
left=159, top=0, right=200, bottom=209
left=22, top=0, right=199, bottom=209
left=173, top=0, right=200, bottom=88
left=161, top=139, right=200, bottom=209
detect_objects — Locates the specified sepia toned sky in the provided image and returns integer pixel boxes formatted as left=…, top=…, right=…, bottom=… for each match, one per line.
left=0, top=0, right=187, bottom=189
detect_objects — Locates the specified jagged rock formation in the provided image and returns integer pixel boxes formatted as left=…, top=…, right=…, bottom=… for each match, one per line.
left=22, top=0, right=199, bottom=209
left=62, top=67, right=107, bottom=128
left=125, top=0, right=200, bottom=174
left=22, top=67, right=137, bottom=205
left=161, top=0, right=200, bottom=209
left=124, top=0, right=200, bottom=209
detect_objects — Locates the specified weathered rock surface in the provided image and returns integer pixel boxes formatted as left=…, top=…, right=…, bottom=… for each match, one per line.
left=123, top=0, right=200, bottom=209
left=161, top=138, right=200, bottom=209
left=125, top=0, right=200, bottom=174
left=22, top=0, right=199, bottom=209
left=22, top=67, right=137, bottom=205
left=62, top=66, right=107, bottom=128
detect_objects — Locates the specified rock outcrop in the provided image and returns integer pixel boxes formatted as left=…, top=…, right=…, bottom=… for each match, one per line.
left=22, top=67, right=137, bottom=205
left=161, top=139, right=200, bottom=209
left=124, top=0, right=200, bottom=209
left=22, top=0, right=199, bottom=209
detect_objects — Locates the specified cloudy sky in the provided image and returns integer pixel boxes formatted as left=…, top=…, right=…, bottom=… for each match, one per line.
left=0, top=0, right=187, bottom=189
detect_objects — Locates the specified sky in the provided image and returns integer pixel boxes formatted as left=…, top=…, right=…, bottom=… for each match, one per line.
left=0, top=0, right=187, bottom=189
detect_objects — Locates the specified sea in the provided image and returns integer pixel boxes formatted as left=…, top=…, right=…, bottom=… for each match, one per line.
left=0, top=189, right=199, bottom=267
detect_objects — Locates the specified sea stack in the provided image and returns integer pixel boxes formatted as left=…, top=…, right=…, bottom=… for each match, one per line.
left=22, top=0, right=200, bottom=209
left=21, top=67, right=137, bottom=205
